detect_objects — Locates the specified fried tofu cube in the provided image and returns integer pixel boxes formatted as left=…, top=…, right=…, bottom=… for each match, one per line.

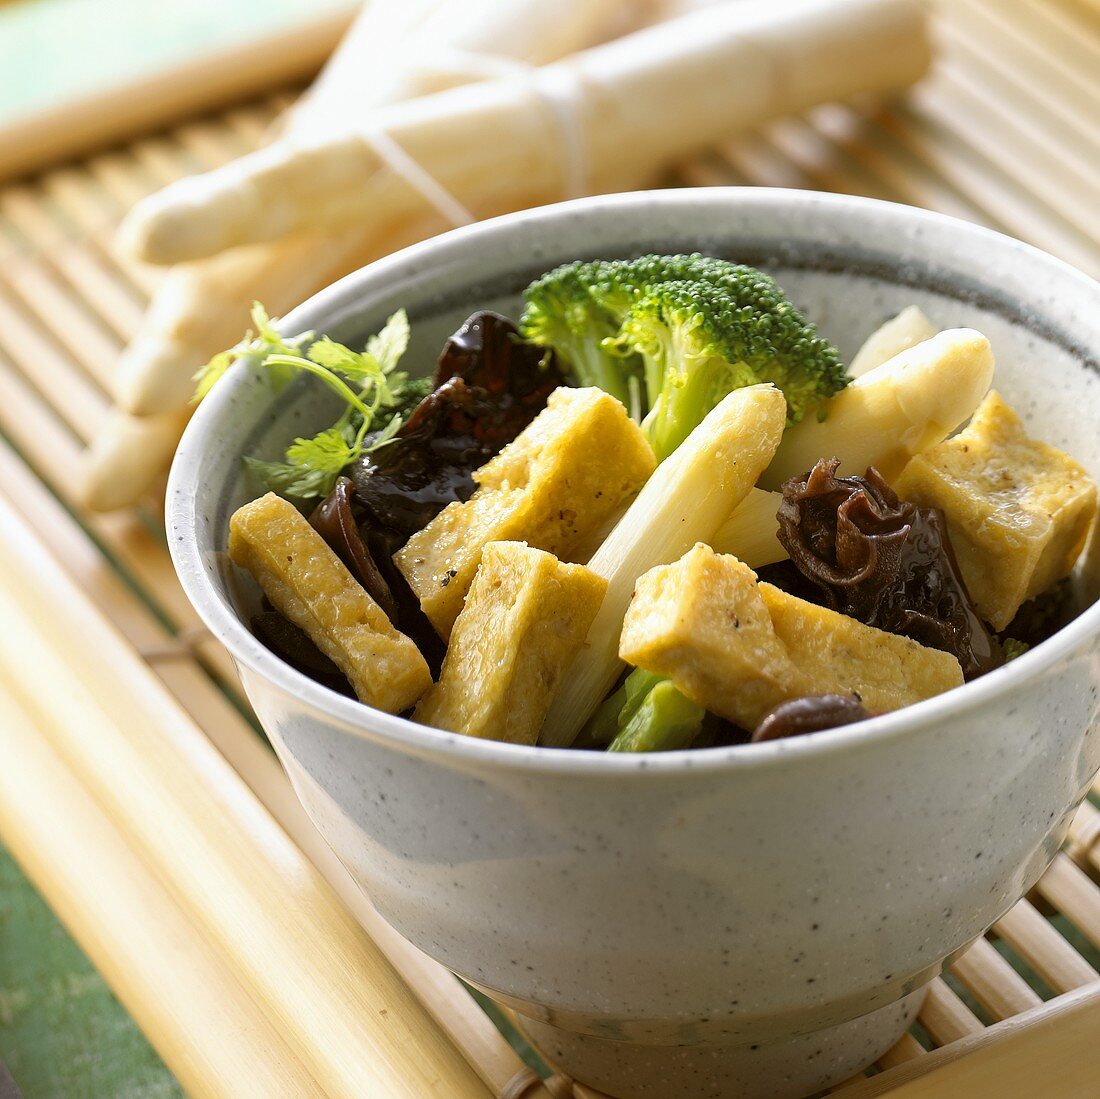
left=396, top=387, right=655, bottom=638
left=895, top=391, right=1098, bottom=630
left=229, top=493, right=431, bottom=712
left=619, top=543, right=963, bottom=729
left=414, top=542, right=607, bottom=744
left=760, top=585, right=964, bottom=714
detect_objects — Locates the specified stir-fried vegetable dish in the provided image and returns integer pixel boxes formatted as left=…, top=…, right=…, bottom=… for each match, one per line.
left=207, top=254, right=1098, bottom=750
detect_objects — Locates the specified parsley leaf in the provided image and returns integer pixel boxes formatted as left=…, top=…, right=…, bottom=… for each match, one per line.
left=194, top=301, right=312, bottom=399
left=367, top=308, right=410, bottom=374
left=244, top=426, right=359, bottom=499
left=200, top=305, right=427, bottom=499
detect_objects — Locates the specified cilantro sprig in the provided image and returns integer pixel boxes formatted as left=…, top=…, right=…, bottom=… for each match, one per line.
left=195, top=303, right=430, bottom=499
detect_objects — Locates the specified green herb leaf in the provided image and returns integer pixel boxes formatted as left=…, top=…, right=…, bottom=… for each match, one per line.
left=306, top=337, right=386, bottom=386
left=193, top=348, right=234, bottom=401
left=193, top=301, right=312, bottom=400
left=1003, top=638, right=1030, bottom=661
left=366, top=412, right=406, bottom=451
left=367, top=309, right=411, bottom=374
left=244, top=427, right=360, bottom=499
left=204, top=304, right=428, bottom=498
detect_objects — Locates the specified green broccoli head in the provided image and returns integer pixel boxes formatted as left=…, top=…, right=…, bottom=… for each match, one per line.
left=517, top=260, right=638, bottom=409
left=612, top=279, right=770, bottom=458
left=519, top=254, right=849, bottom=457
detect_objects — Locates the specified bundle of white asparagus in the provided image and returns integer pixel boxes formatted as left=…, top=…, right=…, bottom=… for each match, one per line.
left=84, top=0, right=931, bottom=512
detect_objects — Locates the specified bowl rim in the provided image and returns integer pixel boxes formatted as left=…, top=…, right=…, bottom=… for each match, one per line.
left=168, top=186, right=1100, bottom=776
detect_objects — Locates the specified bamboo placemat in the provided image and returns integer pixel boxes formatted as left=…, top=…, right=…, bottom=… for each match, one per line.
left=0, top=1, right=1098, bottom=1097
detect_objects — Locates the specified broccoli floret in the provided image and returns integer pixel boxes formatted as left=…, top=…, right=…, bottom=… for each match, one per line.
left=518, top=260, right=640, bottom=409
left=519, top=254, right=848, bottom=458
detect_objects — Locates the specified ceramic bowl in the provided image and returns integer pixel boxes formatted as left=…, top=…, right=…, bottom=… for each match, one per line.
left=167, top=189, right=1100, bottom=1099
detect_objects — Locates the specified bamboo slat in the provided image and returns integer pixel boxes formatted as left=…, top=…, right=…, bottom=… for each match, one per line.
left=0, top=472, right=548, bottom=1099
left=947, top=938, right=1044, bottom=1021
left=916, top=978, right=983, bottom=1046
left=1066, top=801, right=1100, bottom=875
left=0, top=2, right=1098, bottom=1096
left=0, top=493, right=498, bottom=1099
left=991, top=899, right=1098, bottom=994
left=0, top=687, right=326, bottom=1099
left=833, top=984, right=1100, bottom=1098
left=1034, top=854, right=1100, bottom=949
left=875, top=1034, right=927, bottom=1069
left=0, top=436, right=547, bottom=1099
left=1, top=184, right=149, bottom=331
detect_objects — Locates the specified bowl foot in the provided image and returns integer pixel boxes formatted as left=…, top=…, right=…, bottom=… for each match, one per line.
left=517, top=986, right=927, bottom=1099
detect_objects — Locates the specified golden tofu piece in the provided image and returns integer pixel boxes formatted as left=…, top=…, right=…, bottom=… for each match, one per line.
left=396, top=386, right=655, bottom=638
left=895, top=391, right=1097, bottom=630
left=619, top=543, right=963, bottom=729
left=229, top=493, right=431, bottom=712
left=414, top=542, right=607, bottom=744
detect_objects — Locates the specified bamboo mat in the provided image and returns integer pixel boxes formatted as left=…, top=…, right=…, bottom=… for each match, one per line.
left=0, top=1, right=1098, bottom=1096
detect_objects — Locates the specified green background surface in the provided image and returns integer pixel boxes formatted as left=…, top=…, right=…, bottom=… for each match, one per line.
left=0, top=0, right=350, bottom=122
left=0, top=843, right=182, bottom=1097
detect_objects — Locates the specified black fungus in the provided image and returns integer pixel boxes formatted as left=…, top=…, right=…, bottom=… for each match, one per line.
left=251, top=609, right=353, bottom=697
left=776, top=458, right=1002, bottom=679
left=256, top=311, right=562, bottom=683
left=309, top=478, right=398, bottom=623
left=1000, top=578, right=1079, bottom=651
left=350, top=310, right=563, bottom=540
left=752, top=695, right=872, bottom=742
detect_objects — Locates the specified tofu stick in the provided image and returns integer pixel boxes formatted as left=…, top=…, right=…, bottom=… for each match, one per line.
left=415, top=542, right=606, bottom=744
left=396, top=387, right=654, bottom=639
left=620, top=544, right=963, bottom=729
left=539, top=383, right=787, bottom=749
left=229, top=493, right=431, bottom=712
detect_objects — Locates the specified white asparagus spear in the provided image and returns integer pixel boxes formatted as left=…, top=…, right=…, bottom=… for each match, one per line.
left=120, top=0, right=932, bottom=264
left=713, top=328, right=993, bottom=567
left=86, top=0, right=632, bottom=509
left=114, top=0, right=630, bottom=418
left=114, top=214, right=445, bottom=416
left=850, top=305, right=937, bottom=376
left=79, top=407, right=192, bottom=513
left=709, top=487, right=786, bottom=568
left=294, top=0, right=630, bottom=123
left=539, top=384, right=788, bottom=749
left=760, top=328, right=996, bottom=490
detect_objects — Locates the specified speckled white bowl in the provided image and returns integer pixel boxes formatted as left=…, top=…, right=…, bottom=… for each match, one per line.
left=168, top=190, right=1100, bottom=1099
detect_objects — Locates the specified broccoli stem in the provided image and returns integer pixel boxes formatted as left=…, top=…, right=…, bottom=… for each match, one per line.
left=573, top=342, right=633, bottom=407
left=608, top=678, right=705, bottom=753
